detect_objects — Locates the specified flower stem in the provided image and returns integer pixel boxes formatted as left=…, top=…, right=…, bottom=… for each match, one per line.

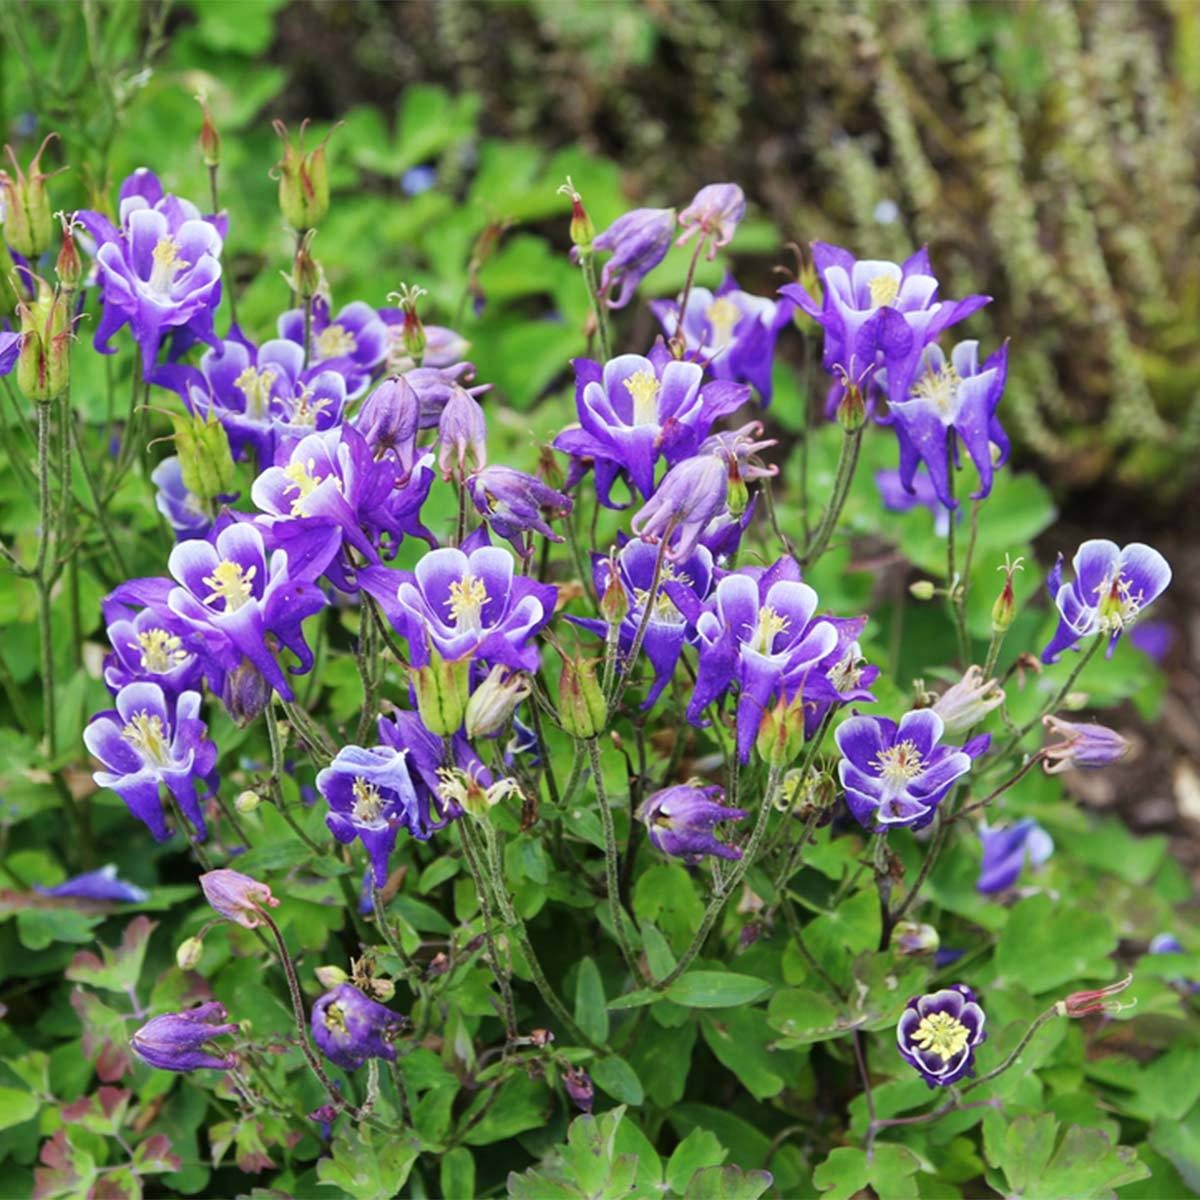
left=578, top=250, right=612, bottom=362
left=607, top=534, right=669, bottom=711
left=35, top=399, right=56, bottom=758
left=945, top=455, right=970, bottom=668
left=996, top=638, right=1102, bottom=759
left=962, top=1005, right=1059, bottom=1093
left=800, top=425, right=863, bottom=568
left=669, top=237, right=708, bottom=359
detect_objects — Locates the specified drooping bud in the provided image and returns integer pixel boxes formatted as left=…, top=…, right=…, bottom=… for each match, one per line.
left=15, top=280, right=71, bottom=403
left=464, top=664, right=531, bottom=739
left=175, top=936, right=204, bottom=971
left=677, top=182, right=746, bottom=258
left=1057, top=974, right=1134, bottom=1018
left=2, top=134, right=58, bottom=258
left=437, top=386, right=487, bottom=481
left=54, top=212, right=84, bottom=293
left=892, top=921, right=939, bottom=957
left=931, top=666, right=1005, bottom=734
left=199, top=869, right=279, bottom=929
left=991, top=554, right=1024, bottom=633
left=196, top=94, right=221, bottom=168
left=557, top=176, right=595, bottom=251
left=588, top=207, right=676, bottom=309
left=1042, top=715, right=1130, bottom=774
left=170, top=410, right=236, bottom=508
left=386, top=283, right=427, bottom=367
left=222, top=660, right=270, bottom=726
left=410, top=648, right=471, bottom=737
left=558, top=654, right=607, bottom=739
left=272, top=119, right=333, bottom=231
left=756, top=693, right=806, bottom=768
left=130, top=1002, right=238, bottom=1072
left=234, top=790, right=261, bottom=814
left=909, top=580, right=936, bottom=601
left=315, top=965, right=350, bottom=989
left=355, top=375, right=421, bottom=468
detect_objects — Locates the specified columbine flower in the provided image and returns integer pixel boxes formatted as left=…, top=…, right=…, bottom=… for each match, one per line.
left=199, top=869, right=279, bottom=928
left=77, top=168, right=225, bottom=377
left=1041, top=716, right=1130, bottom=774
left=403, top=362, right=490, bottom=428
left=103, top=607, right=202, bottom=698
left=585, top=207, right=676, bottom=309
left=876, top=467, right=955, bottom=536
left=354, top=375, right=421, bottom=471
left=563, top=1065, right=595, bottom=1114
left=554, top=350, right=747, bottom=506
left=573, top=539, right=715, bottom=709
left=35, top=865, right=148, bottom=903
left=437, top=386, right=487, bottom=480
left=84, top=683, right=217, bottom=842
left=150, top=456, right=213, bottom=541
left=277, top=298, right=388, bottom=395
left=676, top=184, right=746, bottom=257
left=779, top=243, right=989, bottom=408
left=885, top=341, right=1009, bottom=507
left=155, top=334, right=347, bottom=468
left=652, top=277, right=794, bottom=403
left=639, top=784, right=748, bottom=862
left=466, top=466, right=572, bottom=556
left=836, top=710, right=989, bottom=829
left=976, top=819, right=1054, bottom=893
left=629, top=453, right=729, bottom=562
left=1041, top=539, right=1172, bottom=663
left=931, top=666, right=1005, bottom=734
left=131, top=1002, right=238, bottom=1072
left=364, top=542, right=556, bottom=673
left=897, top=985, right=986, bottom=1088
left=312, top=984, right=405, bottom=1071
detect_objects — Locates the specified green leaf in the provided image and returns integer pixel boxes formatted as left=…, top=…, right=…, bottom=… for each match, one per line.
left=0, top=1088, right=38, bottom=1132
left=628, top=1016, right=696, bottom=1108
left=813, top=1144, right=920, bottom=1200
left=316, top=1124, right=420, bottom=1200
left=994, top=894, right=1118, bottom=993
left=683, top=1165, right=775, bottom=1200
left=574, top=957, right=610, bottom=1045
left=591, top=1055, right=644, bottom=1105
left=65, top=916, right=155, bottom=994
left=700, top=1009, right=788, bottom=1100
left=462, top=1073, right=549, bottom=1146
left=664, top=972, right=771, bottom=1009
left=439, top=1147, right=475, bottom=1200
left=666, top=1128, right=727, bottom=1195
left=765, top=988, right=845, bottom=1044
left=16, top=907, right=102, bottom=951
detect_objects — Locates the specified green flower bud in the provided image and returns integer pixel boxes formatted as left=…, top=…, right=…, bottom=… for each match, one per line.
left=991, top=554, right=1024, bottom=633
left=175, top=936, right=204, bottom=971
left=835, top=381, right=866, bottom=432
left=411, top=649, right=471, bottom=737
left=54, top=213, right=84, bottom=293
left=16, top=280, right=71, bottom=403
left=557, top=177, right=594, bottom=250
left=314, top=964, right=350, bottom=988
left=0, top=238, right=26, bottom=318
left=272, top=119, right=333, bottom=231
left=558, top=655, right=607, bottom=739
left=197, top=95, right=221, bottom=168
left=234, top=790, right=261, bottom=814
left=2, top=134, right=58, bottom=259
left=170, top=409, right=236, bottom=507
left=599, top=553, right=628, bottom=626
left=909, top=580, right=936, bottom=601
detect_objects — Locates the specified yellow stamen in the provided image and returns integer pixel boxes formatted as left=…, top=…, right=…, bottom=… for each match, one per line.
left=748, top=605, right=790, bottom=655
left=912, top=1011, right=970, bottom=1060
left=867, top=274, right=900, bottom=308
left=282, top=457, right=338, bottom=517
left=323, top=1002, right=348, bottom=1034
left=202, top=560, right=256, bottom=611
left=623, top=369, right=663, bottom=426
left=315, top=324, right=358, bottom=360
left=447, top=575, right=488, bottom=631
left=235, top=366, right=278, bottom=422
left=149, top=236, right=190, bottom=294
left=872, top=739, right=925, bottom=788
left=121, top=711, right=170, bottom=766
left=135, top=628, right=188, bottom=674
left=632, top=563, right=692, bottom=621
left=351, top=777, right=386, bottom=824
left=1095, top=574, right=1143, bottom=633
left=910, top=362, right=961, bottom=415
left=705, top=296, right=742, bottom=349
left=286, top=385, right=331, bottom=428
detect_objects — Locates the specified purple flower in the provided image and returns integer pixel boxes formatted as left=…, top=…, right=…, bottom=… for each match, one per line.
left=629, top=453, right=729, bottom=562
left=131, top=1002, right=238, bottom=1072
left=976, top=819, right=1053, bottom=893
left=571, top=539, right=715, bottom=709
left=639, top=784, right=747, bottom=862
left=584, top=207, right=676, bottom=309
left=677, top=184, right=746, bottom=256
left=103, top=605, right=203, bottom=698
left=277, top=298, right=388, bottom=395
left=312, top=984, right=405, bottom=1071
left=0, top=331, right=20, bottom=377
left=1041, top=716, right=1130, bottom=774
left=354, top=376, right=421, bottom=471
left=165, top=520, right=327, bottom=702
left=1130, top=620, right=1174, bottom=664
left=563, top=1065, right=595, bottom=1113
left=896, top=985, right=986, bottom=1088
left=835, top=710, right=989, bottom=830
left=363, top=541, right=556, bottom=672
left=780, top=243, right=989, bottom=406
left=1149, top=934, right=1200, bottom=994
left=438, top=386, right=487, bottom=480
left=77, top=168, right=224, bottom=377
left=652, top=277, right=794, bottom=403
left=886, top=340, right=1010, bottom=506
left=155, top=334, right=348, bottom=468
left=199, top=868, right=279, bottom=928
left=150, top=456, right=213, bottom=540
left=467, top=466, right=572, bottom=555
left=403, top=362, right=490, bottom=428
left=1042, top=539, right=1172, bottom=663
left=83, top=683, right=217, bottom=842
left=36, top=865, right=148, bottom=903
left=875, top=467, right=953, bottom=536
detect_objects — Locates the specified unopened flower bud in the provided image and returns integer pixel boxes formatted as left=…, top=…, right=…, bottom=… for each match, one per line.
left=272, top=119, right=333, bottom=231
left=199, top=869, right=279, bottom=929
left=677, top=182, right=745, bottom=258
left=315, top=965, right=350, bottom=990
left=992, top=554, right=1024, bottom=632
left=282, top=228, right=324, bottom=302
left=175, top=936, right=204, bottom=971
left=465, top=663, right=531, bottom=739
left=54, top=212, right=84, bottom=293
left=170, top=410, right=236, bottom=507
left=558, top=655, right=607, bottom=739
left=411, top=648, right=470, bottom=737
left=756, top=693, right=806, bottom=768
left=1057, top=973, right=1134, bottom=1018
left=1042, top=715, right=1130, bottom=774
left=909, top=580, right=936, bottom=601
left=196, top=95, right=221, bottom=168
left=562, top=1064, right=594, bottom=1113
left=386, top=283, right=427, bottom=366
left=557, top=176, right=595, bottom=250
left=932, top=666, right=1005, bottom=734
left=537, top=442, right=566, bottom=492
left=366, top=977, right=395, bottom=1002
left=893, top=921, right=939, bottom=957
left=599, top=555, right=629, bottom=627
left=234, top=790, right=261, bottom=814
left=222, top=660, right=270, bottom=726
left=836, top=381, right=866, bottom=431
left=2, top=134, right=57, bottom=259
left=16, top=281, right=71, bottom=403
left=437, top=386, right=487, bottom=481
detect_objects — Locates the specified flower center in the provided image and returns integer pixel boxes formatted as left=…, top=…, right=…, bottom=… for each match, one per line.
left=1095, top=573, right=1143, bottom=633
left=912, top=1011, right=970, bottom=1060
left=121, top=710, right=170, bottom=766
left=910, top=362, right=961, bottom=419
left=351, top=777, right=386, bottom=824
left=446, top=574, right=488, bottom=632
left=705, top=296, right=742, bottom=349
left=282, top=457, right=339, bottom=517
left=748, top=605, right=790, bottom=655
left=828, top=648, right=864, bottom=693
left=623, top=369, right=662, bottom=426
left=323, top=1001, right=348, bottom=1035
left=202, top=559, right=256, bottom=612
left=284, top=385, right=331, bottom=428
left=867, top=274, right=900, bottom=308
left=872, top=739, right=925, bottom=789
left=315, top=324, right=358, bottom=360
left=235, top=366, right=278, bottom=422
left=135, top=628, right=188, bottom=674
left=632, top=563, right=691, bottom=622
left=148, top=236, right=190, bottom=294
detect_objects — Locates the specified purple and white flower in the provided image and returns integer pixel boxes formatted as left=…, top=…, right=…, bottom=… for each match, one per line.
left=897, top=984, right=987, bottom=1088
left=466, top=466, right=572, bottom=556
left=629, top=453, right=729, bottom=563
left=277, top=297, right=388, bottom=395
left=584, top=207, right=676, bottom=309
left=35, top=865, right=148, bottom=903
left=151, top=456, right=213, bottom=540
left=639, top=784, right=747, bottom=862
left=1041, top=715, right=1130, bottom=774
left=103, top=605, right=203, bottom=698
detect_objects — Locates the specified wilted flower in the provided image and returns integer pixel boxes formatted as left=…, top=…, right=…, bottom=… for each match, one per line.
left=311, top=984, right=405, bottom=1071
left=677, top=183, right=746, bottom=257
left=131, top=1002, right=238, bottom=1072
left=465, top=664, right=532, bottom=739
left=562, top=1065, right=594, bottom=1114
left=931, top=666, right=1004, bottom=733
left=1042, top=538, right=1171, bottom=663
left=639, top=783, right=747, bottom=863
left=976, top=819, right=1054, bottom=893
left=836, top=710, right=989, bottom=830
left=1041, top=716, right=1130, bottom=774
left=199, top=869, right=279, bottom=928
left=897, top=984, right=987, bottom=1088
left=35, top=865, right=148, bottom=903
left=586, top=207, right=676, bottom=309
left=467, top=466, right=572, bottom=554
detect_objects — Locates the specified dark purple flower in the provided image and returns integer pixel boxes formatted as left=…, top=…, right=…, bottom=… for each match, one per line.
left=131, top=1002, right=238, bottom=1072
left=354, top=376, right=421, bottom=472
left=876, top=467, right=953, bottom=537
left=629, top=453, right=729, bottom=562
left=677, top=184, right=745, bottom=257
left=896, top=985, right=986, bottom=1088
left=586, top=207, right=676, bottom=309
left=467, top=466, right=572, bottom=555
left=563, top=1065, right=594, bottom=1113
left=652, top=277, right=794, bottom=403
left=553, top=351, right=746, bottom=506
left=150, top=456, right=213, bottom=540
left=103, top=605, right=203, bottom=698
left=277, top=298, right=388, bottom=395
left=886, top=340, right=1009, bottom=506
left=836, top=710, right=989, bottom=830
left=84, top=683, right=217, bottom=842
left=639, top=784, right=747, bottom=862
left=976, top=819, right=1053, bottom=893
left=311, top=984, right=405, bottom=1071
left=1041, top=716, right=1130, bottom=774
left=36, top=865, right=148, bottom=903
left=1042, top=539, right=1172, bottom=663
left=77, top=168, right=225, bottom=377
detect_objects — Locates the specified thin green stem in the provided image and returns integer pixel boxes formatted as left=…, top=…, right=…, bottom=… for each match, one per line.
left=800, top=425, right=863, bottom=568
left=995, top=638, right=1102, bottom=759
left=962, top=1005, right=1059, bottom=1093
left=578, top=250, right=612, bottom=362
left=35, top=400, right=56, bottom=758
